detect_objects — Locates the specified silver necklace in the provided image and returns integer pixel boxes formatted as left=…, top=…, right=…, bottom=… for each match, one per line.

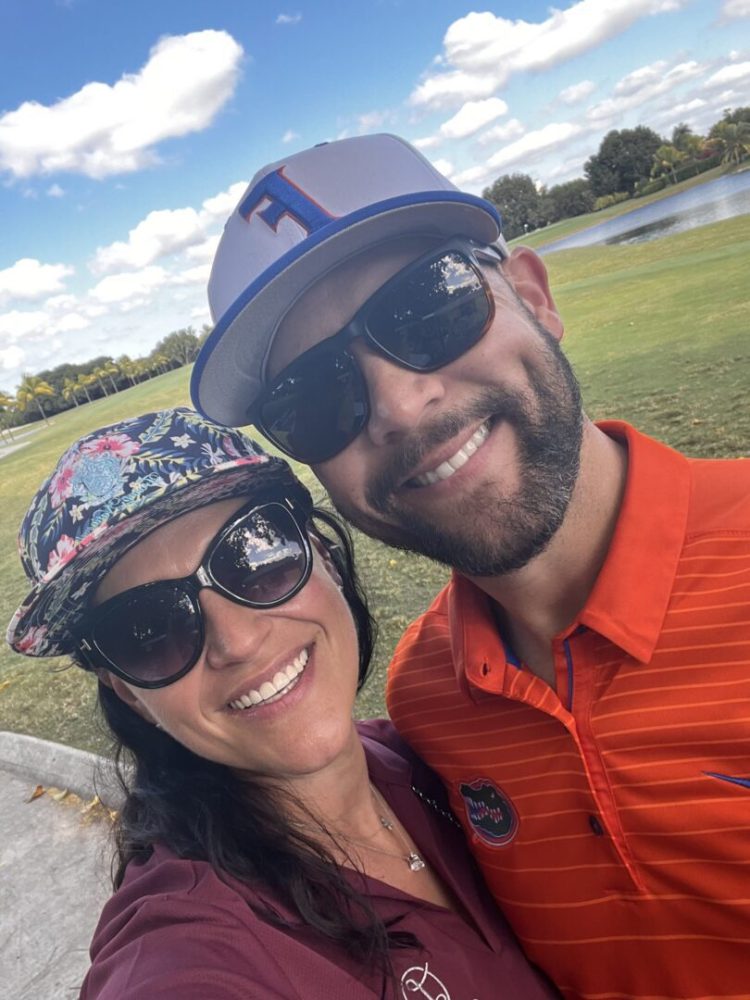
left=342, top=785, right=426, bottom=872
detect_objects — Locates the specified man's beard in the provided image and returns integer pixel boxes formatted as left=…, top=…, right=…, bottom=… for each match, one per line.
left=330, top=323, right=584, bottom=578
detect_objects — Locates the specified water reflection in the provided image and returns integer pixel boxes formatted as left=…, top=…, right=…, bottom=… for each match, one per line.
left=538, top=171, right=750, bottom=254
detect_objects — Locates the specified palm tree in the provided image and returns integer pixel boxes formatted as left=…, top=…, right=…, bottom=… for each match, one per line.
left=711, top=121, right=750, bottom=166
left=16, top=375, right=55, bottom=426
left=651, top=144, right=686, bottom=185
left=62, top=377, right=81, bottom=408
left=119, top=360, right=139, bottom=387
left=76, top=373, right=93, bottom=404
left=0, top=391, right=16, bottom=442
left=92, top=367, right=110, bottom=397
left=103, top=361, right=120, bottom=393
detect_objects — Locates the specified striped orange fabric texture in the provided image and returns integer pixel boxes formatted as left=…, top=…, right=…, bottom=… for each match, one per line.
left=387, top=423, right=750, bottom=1000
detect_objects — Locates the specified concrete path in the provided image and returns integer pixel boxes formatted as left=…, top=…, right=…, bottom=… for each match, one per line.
left=0, top=733, right=120, bottom=1000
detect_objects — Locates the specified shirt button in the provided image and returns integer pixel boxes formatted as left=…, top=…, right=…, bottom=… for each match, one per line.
left=589, top=815, right=605, bottom=836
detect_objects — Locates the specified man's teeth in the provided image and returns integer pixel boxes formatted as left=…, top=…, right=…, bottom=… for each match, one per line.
left=413, top=422, right=489, bottom=487
left=228, top=648, right=309, bottom=710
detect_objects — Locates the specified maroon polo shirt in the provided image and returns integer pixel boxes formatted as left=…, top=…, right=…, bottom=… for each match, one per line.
left=81, top=720, right=558, bottom=999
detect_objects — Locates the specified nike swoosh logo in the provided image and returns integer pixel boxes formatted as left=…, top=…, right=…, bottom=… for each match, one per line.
left=704, top=771, right=750, bottom=790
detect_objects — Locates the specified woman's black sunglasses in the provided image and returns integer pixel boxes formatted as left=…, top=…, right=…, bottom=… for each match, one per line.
left=250, top=237, right=503, bottom=464
left=77, top=499, right=312, bottom=689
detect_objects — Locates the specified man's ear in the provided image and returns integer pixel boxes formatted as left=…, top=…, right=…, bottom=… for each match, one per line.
left=502, top=246, right=564, bottom=341
left=98, top=669, right=160, bottom=726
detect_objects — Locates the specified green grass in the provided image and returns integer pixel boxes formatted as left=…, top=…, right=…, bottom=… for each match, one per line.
left=1, top=212, right=748, bottom=754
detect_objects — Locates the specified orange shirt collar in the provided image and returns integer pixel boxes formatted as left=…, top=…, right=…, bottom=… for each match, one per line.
left=447, top=421, right=692, bottom=684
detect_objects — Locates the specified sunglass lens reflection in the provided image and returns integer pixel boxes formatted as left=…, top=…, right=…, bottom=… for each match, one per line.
left=210, top=507, right=307, bottom=605
left=367, top=251, right=490, bottom=369
left=96, top=585, right=201, bottom=684
left=260, top=350, right=368, bottom=463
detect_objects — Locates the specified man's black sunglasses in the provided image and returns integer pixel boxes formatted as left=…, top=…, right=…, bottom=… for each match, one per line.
left=77, top=499, right=312, bottom=689
left=249, top=237, right=503, bottom=464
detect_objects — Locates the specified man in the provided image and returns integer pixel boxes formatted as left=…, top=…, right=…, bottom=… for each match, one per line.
left=191, top=134, right=750, bottom=999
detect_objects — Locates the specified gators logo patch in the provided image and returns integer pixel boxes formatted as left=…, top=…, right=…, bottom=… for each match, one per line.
left=459, top=778, right=518, bottom=847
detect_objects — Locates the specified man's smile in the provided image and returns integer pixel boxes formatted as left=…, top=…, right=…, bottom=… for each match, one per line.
left=408, top=422, right=491, bottom=488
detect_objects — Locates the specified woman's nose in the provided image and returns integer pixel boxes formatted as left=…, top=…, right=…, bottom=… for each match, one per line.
left=199, top=589, right=272, bottom=671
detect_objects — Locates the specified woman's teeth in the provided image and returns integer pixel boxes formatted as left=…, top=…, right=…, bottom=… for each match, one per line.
left=413, top=422, right=489, bottom=487
left=228, top=648, right=309, bottom=711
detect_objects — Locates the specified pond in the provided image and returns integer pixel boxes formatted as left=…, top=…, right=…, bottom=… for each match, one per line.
left=537, top=170, right=750, bottom=254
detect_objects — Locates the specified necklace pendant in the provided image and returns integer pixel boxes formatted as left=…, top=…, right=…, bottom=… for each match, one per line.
left=407, top=852, right=426, bottom=872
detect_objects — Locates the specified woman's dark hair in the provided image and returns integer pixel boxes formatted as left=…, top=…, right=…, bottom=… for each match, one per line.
left=88, top=502, right=417, bottom=988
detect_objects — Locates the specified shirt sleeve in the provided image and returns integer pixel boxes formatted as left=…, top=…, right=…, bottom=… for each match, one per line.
left=81, top=895, right=306, bottom=999
left=80, top=854, right=382, bottom=1000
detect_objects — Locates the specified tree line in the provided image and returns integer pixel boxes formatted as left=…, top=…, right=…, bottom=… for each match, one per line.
left=483, top=107, right=750, bottom=240
left=0, top=325, right=211, bottom=437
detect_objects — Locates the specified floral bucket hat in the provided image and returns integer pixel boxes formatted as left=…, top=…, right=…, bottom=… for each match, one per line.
left=7, top=407, right=311, bottom=659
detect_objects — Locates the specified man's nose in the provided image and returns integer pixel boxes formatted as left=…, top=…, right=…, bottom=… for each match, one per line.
left=354, top=344, right=446, bottom=447
left=200, top=589, right=272, bottom=671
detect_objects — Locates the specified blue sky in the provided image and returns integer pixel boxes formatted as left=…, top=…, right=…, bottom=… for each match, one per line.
left=1, top=0, right=748, bottom=392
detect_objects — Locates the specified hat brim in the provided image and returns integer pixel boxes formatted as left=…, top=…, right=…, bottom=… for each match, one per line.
left=191, top=192, right=501, bottom=427
left=7, top=458, right=310, bottom=659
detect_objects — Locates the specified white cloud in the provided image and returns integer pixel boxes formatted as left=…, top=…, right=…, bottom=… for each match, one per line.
left=52, top=312, right=90, bottom=333
left=587, top=59, right=704, bottom=125
left=171, top=263, right=211, bottom=286
left=0, top=309, right=50, bottom=342
left=0, top=259, right=74, bottom=304
left=412, top=136, right=441, bottom=150
left=720, top=0, right=750, bottom=18
left=358, top=110, right=390, bottom=132
left=477, top=118, right=525, bottom=145
left=90, top=266, right=167, bottom=304
left=486, top=122, right=584, bottom=170
left=410, top=1, right=690, bottom=108
left=91, top=180, right=247, bottom=274
left=0, top=30, right=243, bottom=179
left=46, top=183, right=65, bottom=198
left=45, top=294, right=79, bottom=312
left=454, top=122, right=583, bottom=189
left=439, top=97, right=508, bottom=139
left=282, top=129, right=300, bottom=143
left=186, top=234, right=221, bottom=263
left=91, top=207, right=204, bottom=273
left=200, top=181, right=248, bottom=225
left=431, top=159, right=454, bottom=179
left=0, top=344, right=25, bottom=373
left=276, top=13, right=301, bottom=25
left=559, top=80, right=596, bottom=105
left=615, top=60, right=669, bottom=95
left=704, top=61, right=750, bottom=87
left=664, top=97, right=708, bottom=118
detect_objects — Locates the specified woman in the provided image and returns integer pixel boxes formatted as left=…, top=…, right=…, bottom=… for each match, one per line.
left=8, top=407, right=557, bottom=1000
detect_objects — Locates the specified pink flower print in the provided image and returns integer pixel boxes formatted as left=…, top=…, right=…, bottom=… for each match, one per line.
left=222, top=435, right=242, bottom=459
left=81, top=433, right=141, bottom=459
left=49, top=463, right=76, bottom=508
left=46, top=535, right=77, bottom=576
left=15, top=624, right=49, bottom=655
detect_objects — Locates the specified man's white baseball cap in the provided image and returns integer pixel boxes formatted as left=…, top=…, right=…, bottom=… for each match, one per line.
left=191, top=133, right=505, bottom=427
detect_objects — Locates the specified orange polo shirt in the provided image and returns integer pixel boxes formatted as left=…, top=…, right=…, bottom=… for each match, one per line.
left=387, top=422, right=750, bottom=1000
